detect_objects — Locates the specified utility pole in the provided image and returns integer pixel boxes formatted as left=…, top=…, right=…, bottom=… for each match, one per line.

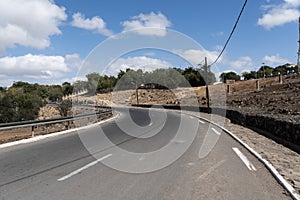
left=204, top=57, right=210, bottom=112
left=135, top=82, right=139, bottom=105
left=262, top=62, right=265, bottom=78
left=297, top=16, right=300, bottom=73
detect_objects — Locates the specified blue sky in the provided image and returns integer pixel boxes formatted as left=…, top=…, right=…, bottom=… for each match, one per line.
left=0, top=0, right=299, bottom=86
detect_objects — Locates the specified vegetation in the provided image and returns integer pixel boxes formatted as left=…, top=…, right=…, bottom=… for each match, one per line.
left=80, top=66, right=216, bottom=94
left=0, top=81, right=73, bottom=123
left=221, top=63, right=298, bottom=81
left=1, top=62, right=296, bottom=123
left=220, top=72, right=240, bottom=83
left=58, top=100, right=72, bottom=117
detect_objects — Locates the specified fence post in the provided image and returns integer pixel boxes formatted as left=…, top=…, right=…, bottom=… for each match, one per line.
left=256, top=80, right=260, bottom=90
left=227, top=85, right=231, bottom=94
left=279, top=74, right=283, bottom=84
left=31, top=126, right=35, bottom=137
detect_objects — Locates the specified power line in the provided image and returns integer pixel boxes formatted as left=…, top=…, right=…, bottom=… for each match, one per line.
left=209, top=0, right=248, bottom=66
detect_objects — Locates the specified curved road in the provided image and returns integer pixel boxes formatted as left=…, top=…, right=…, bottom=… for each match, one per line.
left=0, top=108, right=291, bottom=200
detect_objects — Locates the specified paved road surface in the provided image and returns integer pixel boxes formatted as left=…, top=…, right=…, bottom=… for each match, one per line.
left=0, top=108, right=291, bottom=200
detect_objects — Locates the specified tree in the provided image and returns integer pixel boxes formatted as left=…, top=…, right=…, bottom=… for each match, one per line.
left=62, top=82, right=74, bottom=96
left=97, top=75, right=117, bottom=93
left=0, top=92, right=16, bottom=123
left=242, top=71, right=256, bottom=80
left=0, top=89, right=44, bottom=122
left=257, top=65, right=273, bottom=78
left=0, top=87, right=6, bottom=92
left=197, top=65, right=216, bottom=85
left=220, top=71, right=240, bottom=83
left=14, top=93, right=44, bottom=121
left=73, top=80, right=88, bottom=92
left=58, top=100, right=72, bottom=117
left=48, top=86, right=63, bottom=102
left=86, top=72, right=100, bottom=94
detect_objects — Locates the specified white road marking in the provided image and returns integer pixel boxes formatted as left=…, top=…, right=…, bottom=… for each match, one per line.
left=198, top=120, right=205, bottom=124
left=211, top=128, right=221, bottom=136
left=232, top=147, right=256, bottom=171
left=174, top=140, right=185, bottom=144
left=57, top=154, right=112, bottom=181
left=189, top=116, right=194, bottom=119
left=197, top=159, right=226, bottom=181
left=147, top=122, right=153, bottom=126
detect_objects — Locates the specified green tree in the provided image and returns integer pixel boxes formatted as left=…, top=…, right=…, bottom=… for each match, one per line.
left=62, top=82, right=74, bottom=96
left=0, top=92, right=16, bottom=123
left=48, top=86, right=63, bottom=102
left=58, top=100, right=72, bottom=117
left=86, top=72, right=101, bottom=94
left=0, top=87, right=6, bottom=92
left=197, top=65, right=216, bottom=85
left=73, top=80, right=88, bottom=92
left=220, top=71, right=240, bottom=83
left=242, top=71, right=256, bottom=80
left=257, top=65, right=273, bottom=78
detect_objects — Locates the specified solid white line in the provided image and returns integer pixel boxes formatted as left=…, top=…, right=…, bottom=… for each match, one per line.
left=211, top=128, right=221, bottom=136
left=57, top=154, right=112, bottom=181
left=232, top=147, right=256, bottom=171
left=147, top=122, right=153, bottom=126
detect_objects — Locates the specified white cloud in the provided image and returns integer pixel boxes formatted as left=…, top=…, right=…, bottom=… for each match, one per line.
left=71, top=13, right=113, bottom=36
left=106, top=56, right=172, bottom=75
left=0, top=0, right=67, bottom=53
left=225, top=56, right=254, bottom=72
left=0, top=54, right=82, bottom=86
left=258, top=0, right=300, bottom=29
left=262, top=54, right=291, bottom=65
left=65, top=53, right=82, bottom=70
left=211, top=31, right=224, bottom=37
left=285, top=0, right=300, bottom=7
left=173, top=49, right=220, bottom=66
left=121, top=12, right=171, bottom=36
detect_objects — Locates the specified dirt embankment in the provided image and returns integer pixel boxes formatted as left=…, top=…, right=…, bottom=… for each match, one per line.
left=226, top=81, right=300, bottom=122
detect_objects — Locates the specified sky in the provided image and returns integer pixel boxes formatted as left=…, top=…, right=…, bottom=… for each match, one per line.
left=0, top=0, right=299, bottom=87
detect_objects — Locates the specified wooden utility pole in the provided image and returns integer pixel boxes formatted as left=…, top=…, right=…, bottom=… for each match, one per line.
left=204, top=57, right=210, bottom=112
left=135, top=82, right=139, bottom=105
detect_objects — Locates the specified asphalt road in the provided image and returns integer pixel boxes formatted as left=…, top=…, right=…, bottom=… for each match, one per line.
left=0, top=108, right=291, bottom=200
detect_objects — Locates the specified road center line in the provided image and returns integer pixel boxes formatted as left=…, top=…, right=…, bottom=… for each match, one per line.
left=199, top=120, right=205, bottom=124
left=232, top=147, right=256, bottom=171
left=197, top=159, right=226, bottom=181
left=211, top=128, right=221, bottom=136
left=57, top=154, right=112, bottom=182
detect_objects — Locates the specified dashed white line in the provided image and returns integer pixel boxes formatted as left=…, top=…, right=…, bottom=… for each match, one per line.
left=211, top=128, right=221, bottom=136
left=232, top=147, right=256, bottom=171
left=57, top=154, right=112, bottom=181
left=197, top=159, right=226, bottom=181
left=198, top=120, right=205, bottom=124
